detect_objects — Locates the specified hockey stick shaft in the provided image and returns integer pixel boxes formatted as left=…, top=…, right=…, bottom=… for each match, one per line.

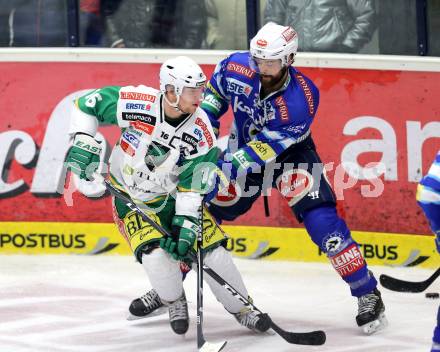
left=196, top=204, right=227, bottom=351
left=196, top=204, right=205, bottom=348
left=380, top=267, right=440, bottom=293
left=102, top=178, right=325, bottom=345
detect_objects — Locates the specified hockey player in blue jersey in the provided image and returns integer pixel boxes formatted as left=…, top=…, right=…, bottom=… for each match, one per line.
left=417, top=151, right=440, bottom=352
left=128, top=22, right=387, bottom=334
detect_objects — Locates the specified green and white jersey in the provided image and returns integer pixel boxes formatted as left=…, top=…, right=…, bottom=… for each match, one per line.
left=74, top=85, right=218, bottom=204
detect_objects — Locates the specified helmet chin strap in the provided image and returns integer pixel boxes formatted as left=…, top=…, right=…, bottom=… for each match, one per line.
left=164, top=93, right=187, bottom=114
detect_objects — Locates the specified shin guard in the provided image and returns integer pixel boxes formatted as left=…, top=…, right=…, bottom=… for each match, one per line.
left=303, top=206, right=377, bottom=297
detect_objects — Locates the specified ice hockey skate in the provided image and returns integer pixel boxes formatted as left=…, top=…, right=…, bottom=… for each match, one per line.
left=233, top=306, right=271, bottom=333
left=127, top=289, right=167, bottom=321
left=164, top=292, right=189, bottom=335
left=356, top=288, right=388, bottom=334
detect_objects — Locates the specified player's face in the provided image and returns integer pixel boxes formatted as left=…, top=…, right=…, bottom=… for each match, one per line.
left=178, top=86, right=205, bottom=114
left=252, top=57, right=284, bottom=86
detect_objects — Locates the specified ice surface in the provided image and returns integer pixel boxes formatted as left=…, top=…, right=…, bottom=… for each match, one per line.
left=0, top=255, right=437, bottom=351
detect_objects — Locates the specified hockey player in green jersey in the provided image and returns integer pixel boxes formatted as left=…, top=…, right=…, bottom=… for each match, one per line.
left=66, top=56, right=270, bottom=335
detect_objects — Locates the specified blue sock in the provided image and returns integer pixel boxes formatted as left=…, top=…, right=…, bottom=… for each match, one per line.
left=303, top=206, right=377, bottom=297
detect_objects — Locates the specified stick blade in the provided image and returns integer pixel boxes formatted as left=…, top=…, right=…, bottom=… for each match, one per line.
left=282, top=330, right=326, bottom=346
left=379, top=274, right=426, bottom=293
left=199, top=341, right=227, bottom=352
left=270, top=321, right=326, bottom=345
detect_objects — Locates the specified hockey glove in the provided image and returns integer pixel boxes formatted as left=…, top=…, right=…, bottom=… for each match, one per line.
left=160, top=215, right=198, bottom=260
left=174, top=215, right=199, bottom=257
left=160, top=237, right=178, bottom=259
left=67, top=133, right=102, bottom=180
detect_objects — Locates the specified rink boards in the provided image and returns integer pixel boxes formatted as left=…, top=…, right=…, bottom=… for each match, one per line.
left=0, top=221, right=438, bottom=269
left=0, top=49, right=440, bottom=236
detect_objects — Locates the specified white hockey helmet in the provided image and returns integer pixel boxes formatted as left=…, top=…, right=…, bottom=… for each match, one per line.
left=159, top=56, right=206, bottom=96
left=250, top=22, right=298, bottom=67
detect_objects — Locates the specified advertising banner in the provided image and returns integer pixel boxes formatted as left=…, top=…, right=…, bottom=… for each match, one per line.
left=0, top=60, right=439, bottom=237
left=1, top=221, right=437, bottom=268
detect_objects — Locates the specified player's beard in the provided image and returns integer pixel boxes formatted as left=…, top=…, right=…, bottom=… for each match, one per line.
left=260, top=67, right=288, bottom=92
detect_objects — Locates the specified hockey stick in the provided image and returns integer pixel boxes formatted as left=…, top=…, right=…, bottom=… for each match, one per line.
left=196, top=202, right=227, bottom=352
left=101, top=177, right=326, bottom=346
left=380, top=268, right=440, bottom=293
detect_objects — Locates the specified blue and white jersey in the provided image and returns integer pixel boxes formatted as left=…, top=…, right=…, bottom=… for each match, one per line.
left=417, top=151, right=440, bottom=252
left=201, top=51, right=319, bottom=170
left=418, top=151, right=440, bottom=205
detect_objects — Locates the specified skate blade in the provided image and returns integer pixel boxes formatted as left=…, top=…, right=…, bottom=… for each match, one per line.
left=361, top=313, right=388, bottom=335
left=199, top=340, right=227, bottom=352
left=126, top=306, right=168, bottom=321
